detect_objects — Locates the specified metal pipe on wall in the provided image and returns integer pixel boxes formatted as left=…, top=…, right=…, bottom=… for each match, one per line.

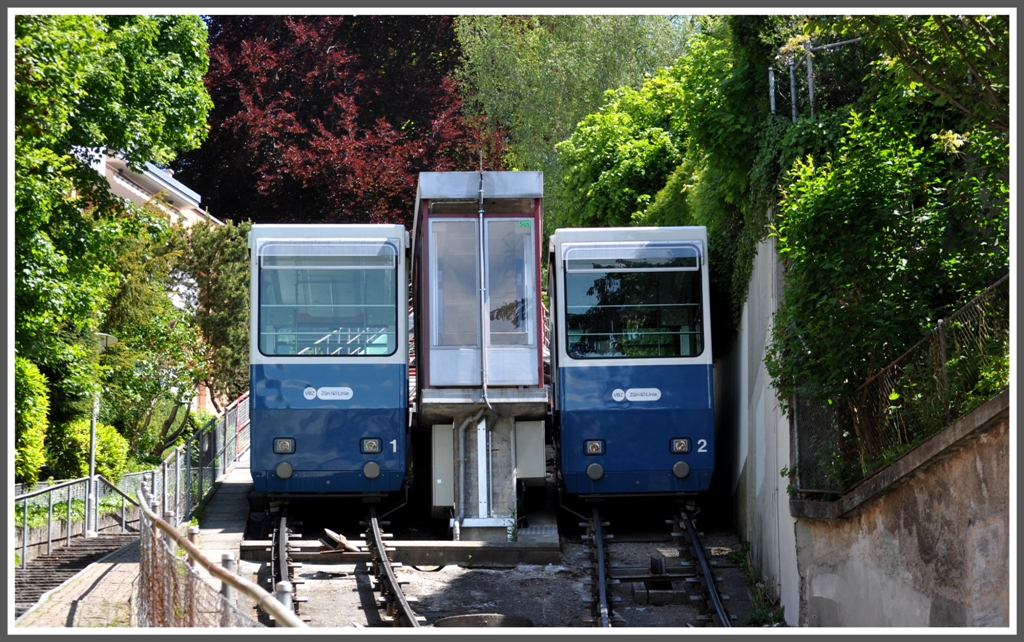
left=477, top=169, right=492, bottom=410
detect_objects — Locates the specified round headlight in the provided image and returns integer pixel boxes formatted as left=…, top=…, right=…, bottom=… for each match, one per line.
left=672, top=461, right=690, bottom=479
left=275, top=461, right=294, bottom=479
left=363, top=462, right=381, bottom=479
left=586, top=463, right=604, bottom=481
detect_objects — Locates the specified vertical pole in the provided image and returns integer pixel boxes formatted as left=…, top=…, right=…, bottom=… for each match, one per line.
left=806, top=50, right=814, bottom=118
left=21, top=501, right=28, bottom=568
left=88, top=393, right=99, bottom=536
left=121, top=494, right=126, bottom=533
left=789, top=62, right=798, bottom=122
left=769, top=68, right=776, bottom=115
left=164, top=461, right=170, bottom=523
left=66, top=485, right=72, bottom=547
left=938, top=319, right=950, bottom=424
left=275, top=581, right=294, bottom=625
left=186, top=438, right=192, bottom=514
left=221, top=553, right=237, bottom=627
left=187, top=526, right=200, bottom=567
left=477, top=416, right=488, bottom=519
left=47, top=490, right=54, bottom=555
left=196, top=436, right=202, bottom=507
left=175, top=451, right=181, bottom=527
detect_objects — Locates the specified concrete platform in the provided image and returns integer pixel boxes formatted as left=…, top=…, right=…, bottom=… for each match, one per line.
left=191, top=451, right=254, bottom=589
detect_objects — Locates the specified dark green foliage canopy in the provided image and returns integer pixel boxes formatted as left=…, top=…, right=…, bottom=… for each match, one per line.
left=14, top=14, right=213, bottom=466
left=167, top=219, right=253, bottom=403
left=553, top=14, right=1009, bottom=403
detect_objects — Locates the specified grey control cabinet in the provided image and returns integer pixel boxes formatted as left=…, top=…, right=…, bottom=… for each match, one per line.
left=431, top=424, right=455, bottom=518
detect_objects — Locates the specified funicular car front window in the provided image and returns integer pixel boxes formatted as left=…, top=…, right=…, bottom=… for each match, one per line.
left=258, top=241, right=398, bottom=356
left=563, top=245, right=703, bottom=359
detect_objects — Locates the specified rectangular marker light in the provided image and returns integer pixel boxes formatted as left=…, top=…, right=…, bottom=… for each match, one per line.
left=273, top=438, right=296, bottom=454
left=670, top=438, right=691, bottom=454
left=584, top=440, right=605, bottom=456
left=361, top=438, right=382, bottom=454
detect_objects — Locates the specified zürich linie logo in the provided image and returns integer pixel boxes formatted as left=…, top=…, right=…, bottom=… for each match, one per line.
left=611, top=389, right=626, bottom=402
left=303, top=387, right=317, bottom=400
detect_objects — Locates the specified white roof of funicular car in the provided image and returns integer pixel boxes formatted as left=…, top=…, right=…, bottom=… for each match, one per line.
left=417, top=171, right=543, bottom=200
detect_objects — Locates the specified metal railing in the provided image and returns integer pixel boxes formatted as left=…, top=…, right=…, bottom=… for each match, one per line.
left=14, top=391, right=250, bottom=565
left=136, top=480, right=302, bottom=627
left=152, top=391, right=250, bottom=528
left=14, top=476, right=134, bottom=567
left=793, top=275, right=1010, bottom=495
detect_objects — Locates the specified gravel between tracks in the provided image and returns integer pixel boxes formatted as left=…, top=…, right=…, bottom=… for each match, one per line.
left=255, top=525, right=754, bottom=629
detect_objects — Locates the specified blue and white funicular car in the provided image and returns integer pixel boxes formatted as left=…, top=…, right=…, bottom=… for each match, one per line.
left=549, top=226, right=715, bottom=496
left=248, top=224, right=409, bottom=496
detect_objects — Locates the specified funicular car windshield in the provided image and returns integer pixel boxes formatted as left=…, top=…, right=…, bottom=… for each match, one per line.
left=563, top=243, right=703, bottom=359
left=258, top=239, right=399, bottom=356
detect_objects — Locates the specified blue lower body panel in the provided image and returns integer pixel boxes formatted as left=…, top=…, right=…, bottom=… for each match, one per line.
left=250, top=363, right=407, bottom=494
left=557, top=364, right=714, bottom=494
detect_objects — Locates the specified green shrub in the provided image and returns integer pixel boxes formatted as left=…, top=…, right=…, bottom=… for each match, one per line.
left=15, top=356, right=50, bottom=485
left=46, top=417, right=130, bottom=483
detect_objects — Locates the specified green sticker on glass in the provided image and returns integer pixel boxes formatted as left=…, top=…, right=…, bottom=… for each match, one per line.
left=518, top=220, right=531, bottom=227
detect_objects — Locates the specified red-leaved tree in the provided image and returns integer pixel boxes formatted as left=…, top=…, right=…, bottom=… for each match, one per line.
left=173, top=16, right=502, bottom=225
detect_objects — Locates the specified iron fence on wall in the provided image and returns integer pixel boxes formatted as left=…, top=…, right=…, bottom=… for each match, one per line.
left=793, top=275, right=1009, bottom=495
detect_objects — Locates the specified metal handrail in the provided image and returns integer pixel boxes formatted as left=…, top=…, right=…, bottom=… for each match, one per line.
left=136, top=483, right=306, bottom=628
left=96, top=476, right=141, bottom=507
left=14, top=476, right=90, bottom=502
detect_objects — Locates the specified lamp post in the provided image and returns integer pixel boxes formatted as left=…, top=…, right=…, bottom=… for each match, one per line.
left=87, top=332, right=117, bottom=537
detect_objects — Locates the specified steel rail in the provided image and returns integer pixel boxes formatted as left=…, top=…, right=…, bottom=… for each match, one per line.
left=366, top=506, right=420, bottom=627
left=679, top=511, right=731, bottom=627
left=275, top=512, right=290, bottom=594
left=591, top=509, right=612, bottom=627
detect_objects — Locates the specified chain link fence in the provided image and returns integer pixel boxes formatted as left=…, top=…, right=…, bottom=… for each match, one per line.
left=136, top=482, right=265, bottom=627
left=793, top=275, right=1010, bottom=494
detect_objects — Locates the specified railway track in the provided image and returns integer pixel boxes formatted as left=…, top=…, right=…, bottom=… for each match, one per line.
left=364, top=506, right=423, bottom=627
left=268, top=510, right=307, bottom=622
left=266, top=505, right=423, bottom=627
left=673, top=508, right=733, bottom=627
left=582, top=506, right=733, bottom=627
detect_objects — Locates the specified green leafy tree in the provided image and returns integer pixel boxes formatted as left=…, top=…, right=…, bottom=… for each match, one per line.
left=46, top=418, right=130, bottom=483
left=100, top=208, right=211, bottom=459
left=14, top=357, right=50, bottom=485
left=15, top=15, right=213, bottom=431
left=556, top=66, right=688, bottom=228
left=765, top=110, right=1008, bottom=405
left=167, top=219, right=253, bottom=403
left=558, top=16, right=803, bottom=354
left=814, top=15, right=1010, bottom=134
left=455, top=15, right=691, bottom=234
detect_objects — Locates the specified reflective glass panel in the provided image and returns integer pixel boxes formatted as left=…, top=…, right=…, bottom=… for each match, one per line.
left=430, top=220, right=481, bottom=347
left=563, top=268, right=703, bottom=359
left=258, top=244, right=398, bottom=356
left=487, top=219, right=535, bottom=346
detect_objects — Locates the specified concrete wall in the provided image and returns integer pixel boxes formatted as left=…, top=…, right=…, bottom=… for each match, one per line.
left=724, top=236, right=801, bottom=625
left=724, top=235, right=1009, bottom=628
left=792, top=392, right=1010, bottom=627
